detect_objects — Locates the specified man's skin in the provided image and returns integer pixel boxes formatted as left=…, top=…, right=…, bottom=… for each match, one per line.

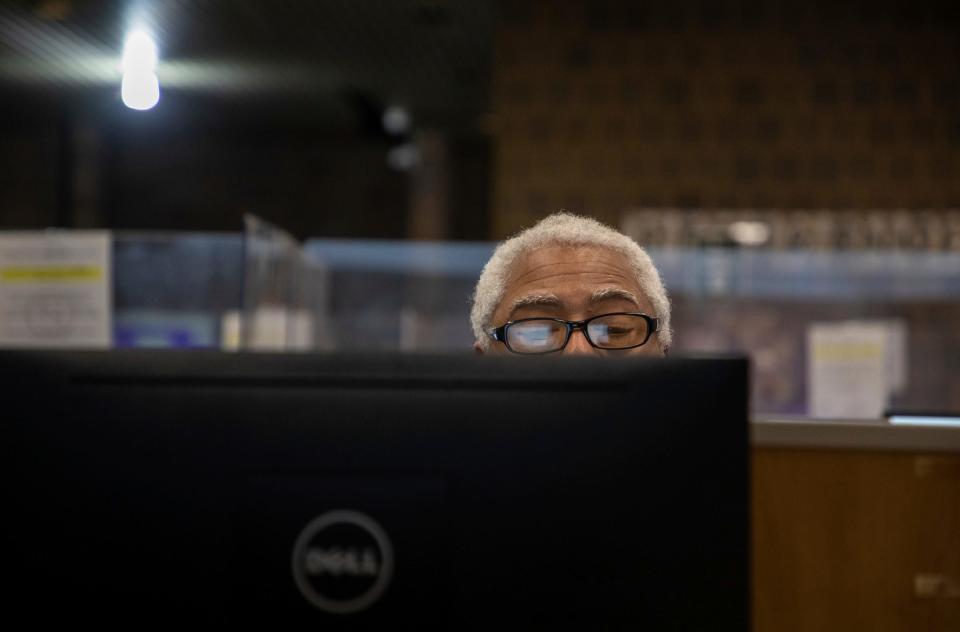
left=475, top=245, right=666, bottom=357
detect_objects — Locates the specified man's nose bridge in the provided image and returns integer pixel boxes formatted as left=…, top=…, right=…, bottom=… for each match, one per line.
left=563, top=326, right=594, bottom=354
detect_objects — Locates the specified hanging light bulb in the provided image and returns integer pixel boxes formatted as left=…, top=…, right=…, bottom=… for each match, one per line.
left=121, top=30, right=160, bottom=110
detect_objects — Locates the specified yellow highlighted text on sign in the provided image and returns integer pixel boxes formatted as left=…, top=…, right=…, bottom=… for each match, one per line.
left=0, top=266, right=104, bottom=282
left=812, top=342, right=884, bottom=361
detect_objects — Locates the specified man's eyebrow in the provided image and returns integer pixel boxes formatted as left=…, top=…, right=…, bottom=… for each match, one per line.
left=588, top=287, right=642, bottom=307
left=508, top=293, right=563, bottom=317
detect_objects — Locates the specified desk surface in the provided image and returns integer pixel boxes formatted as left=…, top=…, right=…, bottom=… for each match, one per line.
left=752, top=417, right=960, bottom=452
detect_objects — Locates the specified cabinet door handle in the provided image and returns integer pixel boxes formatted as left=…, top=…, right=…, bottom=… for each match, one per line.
left=914, top=574, right=960, bottom=598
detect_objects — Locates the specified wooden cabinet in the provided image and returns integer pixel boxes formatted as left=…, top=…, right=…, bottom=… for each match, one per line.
left=752, top=449, right=960, bottom=631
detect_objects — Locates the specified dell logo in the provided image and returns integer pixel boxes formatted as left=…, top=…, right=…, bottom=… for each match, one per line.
left=305, top=547, right=380, bottom=577
left=292, top=510, right=394, bottom=614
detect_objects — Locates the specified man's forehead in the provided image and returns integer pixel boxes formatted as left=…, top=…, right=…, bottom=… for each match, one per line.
left=505, top=244, right=637, bottom=289
left=494, top=244, right=654, bottom=320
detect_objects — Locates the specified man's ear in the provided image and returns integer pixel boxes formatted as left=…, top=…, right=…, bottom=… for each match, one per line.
left=473, top=341, right=485, bottom=355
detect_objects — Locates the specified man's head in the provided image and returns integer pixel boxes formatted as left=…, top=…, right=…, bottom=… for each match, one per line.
left=471, top=213, right=671, bottom=356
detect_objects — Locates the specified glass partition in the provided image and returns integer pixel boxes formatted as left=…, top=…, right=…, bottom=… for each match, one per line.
left=113, top=232, right=242, bottom=348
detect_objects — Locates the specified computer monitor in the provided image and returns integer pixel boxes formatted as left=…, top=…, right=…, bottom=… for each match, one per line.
left=2, top=351, right=749, bottom=629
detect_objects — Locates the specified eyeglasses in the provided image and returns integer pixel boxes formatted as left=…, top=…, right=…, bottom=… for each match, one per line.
left=488, top=312, right=659, bottom=355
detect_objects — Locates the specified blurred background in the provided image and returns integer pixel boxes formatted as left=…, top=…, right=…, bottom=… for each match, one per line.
left=1, top=0, right=959, bottom=416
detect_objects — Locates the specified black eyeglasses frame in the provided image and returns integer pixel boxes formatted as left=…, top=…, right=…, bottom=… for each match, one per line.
left=488, top=312, right=660, bottom=355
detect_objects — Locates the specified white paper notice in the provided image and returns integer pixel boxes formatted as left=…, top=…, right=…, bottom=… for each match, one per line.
left=807, top=321, right=894, bottom=419
left=0, top=231, right=112, bottom=348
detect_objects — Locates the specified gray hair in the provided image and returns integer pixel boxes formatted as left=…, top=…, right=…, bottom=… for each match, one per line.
left=470, top=212, right=672, bottom=351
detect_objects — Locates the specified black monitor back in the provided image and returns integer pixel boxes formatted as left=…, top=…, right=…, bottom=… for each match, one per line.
left=1, top=351, right=749, bottom=630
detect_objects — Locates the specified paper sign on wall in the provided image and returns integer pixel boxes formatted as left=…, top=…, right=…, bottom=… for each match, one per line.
left=0, top=231, right=112, bottom=348
left=807, top=320, right=908, bottom=419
